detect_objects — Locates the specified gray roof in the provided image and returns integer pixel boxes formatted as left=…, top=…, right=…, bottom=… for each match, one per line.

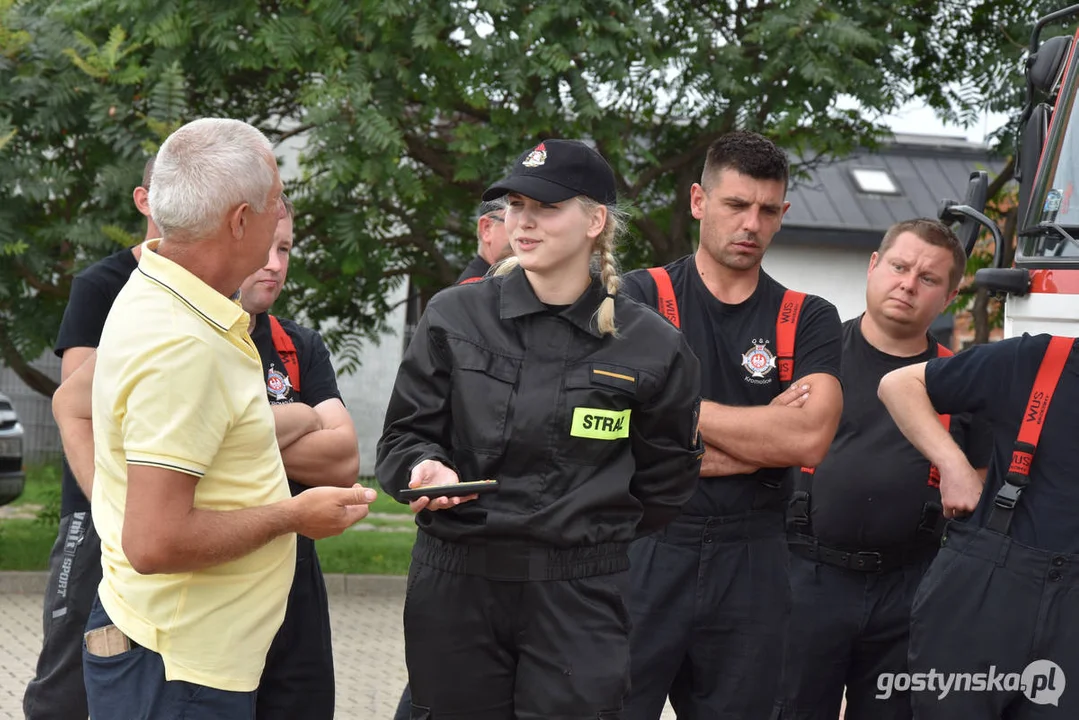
left=777, top=133, right=1005, bottom=249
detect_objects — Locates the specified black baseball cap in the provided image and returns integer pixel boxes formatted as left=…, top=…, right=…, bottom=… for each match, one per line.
left=475, top=200, right=504, bottom=218
left=482, top=139, right=617, bottom=205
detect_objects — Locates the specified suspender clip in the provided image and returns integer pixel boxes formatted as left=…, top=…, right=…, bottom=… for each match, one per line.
left=789, top=490, right=810, bottom=527
left=994, top=482, right=1023, bottom=511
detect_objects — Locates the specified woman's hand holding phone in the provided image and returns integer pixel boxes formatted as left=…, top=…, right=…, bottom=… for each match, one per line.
left=400, top=459, right=490, bottom=512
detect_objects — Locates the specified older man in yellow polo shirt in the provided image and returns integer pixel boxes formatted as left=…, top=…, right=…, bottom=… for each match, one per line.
left=71, top=118, right=375, bottom=720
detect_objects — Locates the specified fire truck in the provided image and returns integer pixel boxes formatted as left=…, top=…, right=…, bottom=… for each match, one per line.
left=940, top=5, right=1079, bottom=338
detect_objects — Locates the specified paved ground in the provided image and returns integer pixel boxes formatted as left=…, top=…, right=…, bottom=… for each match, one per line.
left=0, top=572, right=679, bottom=719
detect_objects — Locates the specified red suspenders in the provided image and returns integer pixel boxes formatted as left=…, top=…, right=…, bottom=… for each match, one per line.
left=775, top=290, right=805, bottom=383
left=647, top=267, right=681, bottom=330
left=987, top=335, right=1073, bottom=533
left=647, top=266, right=804, bottom=382
left=268, top=314, right=301, bottom=393
left=458, top=276, right=483, bottom=285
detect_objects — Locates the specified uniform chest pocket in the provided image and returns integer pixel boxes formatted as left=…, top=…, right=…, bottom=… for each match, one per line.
left=449, top=341, right=522, bottom=455
left=559, top=363, right=640, bottom=466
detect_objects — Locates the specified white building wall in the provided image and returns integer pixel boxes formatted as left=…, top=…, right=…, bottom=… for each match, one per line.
left=329, top=283, right=408, bottom=477
left=763, top=244, right=871, bottom=322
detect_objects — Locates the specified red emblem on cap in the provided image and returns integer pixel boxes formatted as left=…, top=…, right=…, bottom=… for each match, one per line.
left=522, top=142, right=547, bottom=168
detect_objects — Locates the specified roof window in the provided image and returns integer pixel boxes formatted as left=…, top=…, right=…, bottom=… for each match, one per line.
left=851, top=168, right=900, bottom=195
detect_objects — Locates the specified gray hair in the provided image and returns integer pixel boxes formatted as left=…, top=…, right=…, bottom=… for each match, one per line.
left=149, top=118, right=276, bottom=239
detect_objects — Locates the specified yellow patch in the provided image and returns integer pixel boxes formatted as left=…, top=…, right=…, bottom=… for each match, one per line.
left=571, top=408, right=631, bottom=440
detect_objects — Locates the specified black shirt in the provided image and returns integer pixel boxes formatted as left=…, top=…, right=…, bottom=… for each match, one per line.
left=54, top=248, right=140, bottom=516
left=249, top=312, right=343, bottom=498
left=925, top=333, right=1079, bottom=554
left=456, top=255, right=491, bottom=284
left=250, top=312, right=344, bottom=555
left=806, top=317, right=991, bottom=549
left=622, top=255, right=842, bottom=517
left=376, top=266, right=704, bottom=547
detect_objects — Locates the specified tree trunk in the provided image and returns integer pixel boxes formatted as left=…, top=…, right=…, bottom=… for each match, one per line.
left=968, top=177, right=1019, bottom=346
left=0, top=323, right=58, bottom=397
left=971, top=286, right=991, bottom=345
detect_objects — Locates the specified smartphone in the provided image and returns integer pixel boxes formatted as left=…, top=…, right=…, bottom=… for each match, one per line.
left=397, top=479, right=500, bottom=502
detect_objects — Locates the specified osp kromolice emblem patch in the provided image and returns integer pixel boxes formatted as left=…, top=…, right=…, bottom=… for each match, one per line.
left=741, top=339, right=776, bottom=379
left=266, top=363, right=293, bottom=402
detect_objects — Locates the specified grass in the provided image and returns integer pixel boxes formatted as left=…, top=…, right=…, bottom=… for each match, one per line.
left=11, top=462, right=63, bottom=519
left=359, top=478, right=413, bottom=516
left=316, top=529, right=414, bottom=575
left=0, top=519, right=416, bottom=574
left=0, top=520, right=57, bottom=571
left=0, top=468, right=415, bottom=574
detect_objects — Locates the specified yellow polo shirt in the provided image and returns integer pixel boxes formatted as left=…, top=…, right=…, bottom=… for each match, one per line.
left=91, top=239, right=295, bottom=692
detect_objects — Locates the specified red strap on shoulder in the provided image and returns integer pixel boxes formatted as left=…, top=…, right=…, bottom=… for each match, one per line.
left=647, top=267, right=680, bottom=329
left=1008, top=336, right=1073, bottom=478
left=268, top=314, right=301, bottom=393
left=776, top=290, right=806, bottom=383
left=458, top=276, right=483, bottom=285
left=927, top=343, right=955, bottom=488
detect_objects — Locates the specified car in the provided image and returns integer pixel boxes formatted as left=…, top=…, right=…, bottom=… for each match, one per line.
left=0, top=391, right=25, bottom=506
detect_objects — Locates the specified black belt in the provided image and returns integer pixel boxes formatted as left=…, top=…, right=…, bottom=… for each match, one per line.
left=412, top=531, right=630, bottom=581
left=788, top=534, right=939, bottom=573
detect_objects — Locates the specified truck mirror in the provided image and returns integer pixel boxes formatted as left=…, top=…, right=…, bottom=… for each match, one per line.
left=938, top=172, right=990, bottom=257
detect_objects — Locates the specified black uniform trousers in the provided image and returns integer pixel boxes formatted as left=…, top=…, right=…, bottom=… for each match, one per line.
left=23, top=510, right=102, bottom=720
left=395, top=685, right=414, bottom=720
left=909, top=520, right=1079, bottom=719
left=257, top=536, right=335, bottom=720
left=624, top=510, right=790, bottom=720
left=404, top=531, right=632, bottom=719
left=775, top=548, right=934, bottom=720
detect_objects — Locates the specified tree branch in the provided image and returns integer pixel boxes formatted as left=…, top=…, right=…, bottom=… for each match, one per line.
left=0, top=321, right=57, bottom=397
left=629, top=130, right=727, bottom=197
left=401, top=131, right=484, bottom=197
left=14, top=260, right=66, bottom=299
left=275, top=122, right=315, bottom=143
left=986, top=154, right=1016, bottom=201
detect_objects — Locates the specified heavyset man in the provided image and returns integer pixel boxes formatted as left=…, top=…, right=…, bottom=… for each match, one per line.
left=776, top=218, right=990, bottom=720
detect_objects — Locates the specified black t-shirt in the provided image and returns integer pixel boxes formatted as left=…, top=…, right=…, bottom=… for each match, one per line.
left=925, top=333, right=1079, bottom=554
left=623, top=255, right=842, bottom=516
left=806, top=317, right=992, bottom=549
left=249, top=312, right=343, bottom=498
left=54, top=248, right=140, bottom=516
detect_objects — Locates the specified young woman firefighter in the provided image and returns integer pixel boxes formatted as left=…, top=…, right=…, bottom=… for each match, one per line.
left=376, top=138, right=703, bottom=719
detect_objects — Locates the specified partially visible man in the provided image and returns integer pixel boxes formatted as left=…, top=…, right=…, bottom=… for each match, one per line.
left=23, top=156, right=157, bottom=720
left=456, top=199, right=510, bottom=283
left=880, top=327, right=1079, bottom=717
left=242, top=195, right=360, bottom=720
left=776, top=219, right=990, bottom=720
left=54, top=118, right=374, bottom=719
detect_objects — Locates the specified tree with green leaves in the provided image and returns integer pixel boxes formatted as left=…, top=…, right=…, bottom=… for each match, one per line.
left=0, top=0, right=1059, bottom=394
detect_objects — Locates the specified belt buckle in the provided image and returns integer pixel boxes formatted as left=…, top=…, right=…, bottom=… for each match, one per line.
left=852, top=551, right=882, bottom=572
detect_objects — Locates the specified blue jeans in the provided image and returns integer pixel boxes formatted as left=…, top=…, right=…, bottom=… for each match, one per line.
left=83, top=595, right=256, bottom=720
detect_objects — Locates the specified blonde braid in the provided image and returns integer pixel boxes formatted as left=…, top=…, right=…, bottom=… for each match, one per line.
left=594, top=225, right=621, bottom=337
left=491, top=256, right=520, bottom=277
